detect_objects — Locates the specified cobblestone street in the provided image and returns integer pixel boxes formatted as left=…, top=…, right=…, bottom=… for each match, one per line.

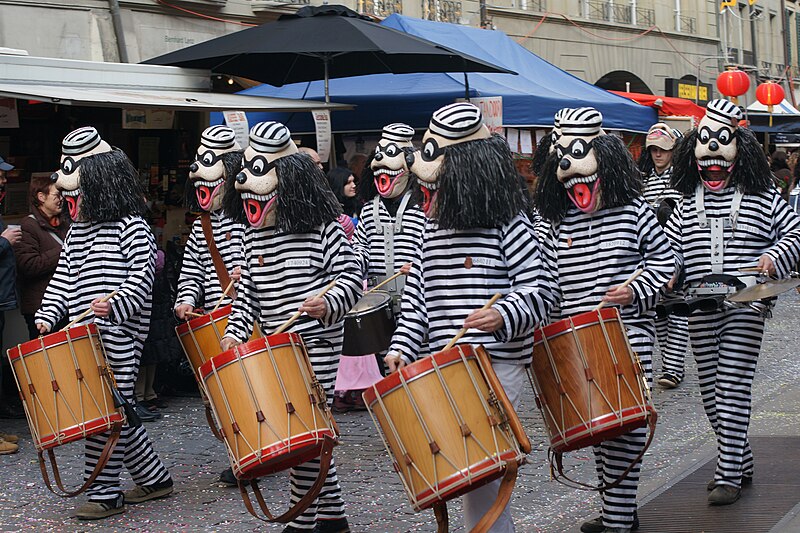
left=2, top=298, right=800, bottom=532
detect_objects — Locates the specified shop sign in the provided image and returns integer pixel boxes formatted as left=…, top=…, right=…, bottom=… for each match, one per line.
left=223, top=110, right=249, bottom=148
left=665, top=78, right=712, bottom=105
left=122, top=109, right=175, bottom=129
left=458, top=96, right=503, bottom=134
left=312, top=110, right=332, bottom=162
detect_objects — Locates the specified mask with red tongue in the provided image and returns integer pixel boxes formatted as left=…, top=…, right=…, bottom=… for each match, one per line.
left=375, top=170, right=408, bottom=198
left=699, top=163, right=734, bottom=192
left=419, top=184, right=438, bottom=217
left=567, top=179, right=602, bottom=213
left=195, top=180, right=225, bottom=211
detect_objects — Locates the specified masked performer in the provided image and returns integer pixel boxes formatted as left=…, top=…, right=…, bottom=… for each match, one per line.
left=173, top=125, right=245, bottom=486
left=533, top=108, right=673, bottom=533
left=220, top=122, right=361, bottom=533
left=666, top=99, right=800, bottom=505
left=530, top=109, right=569, bottom=240
left=35, top=127, right=173, bottom=520
left=637, top=123, right=689, bottom=389
left=385, top=102, right=552, bottom=533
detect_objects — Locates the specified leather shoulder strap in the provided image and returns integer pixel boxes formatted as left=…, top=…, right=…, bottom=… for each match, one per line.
left=201, top=213, right=231, bottom=290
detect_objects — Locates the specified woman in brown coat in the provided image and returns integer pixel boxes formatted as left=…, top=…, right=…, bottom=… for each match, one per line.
left=15, top=176, right=70, bottom=339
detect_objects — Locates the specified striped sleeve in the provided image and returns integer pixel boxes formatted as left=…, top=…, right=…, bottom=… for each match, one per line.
left=352, top=202, right=372, bottom=277
left=320, top=221, right=363, bottom=326
left=539, top=225, right=562, bottom=321
left=629, top=200, right=674, bottom=315
left=493, top=215, right=552, bottom=342
left=225, top=229, right=259, bottom=343
left=389, top=247, right=426, bottom=364
left=175, top=222, right=203, bottom=308
left=664, top=198, right=685, bottom=277
left=764, top=191, right=800, bottom=277
left=35, top=241, right=71, bottom=329
left=108, top=218, right=156, bottom=326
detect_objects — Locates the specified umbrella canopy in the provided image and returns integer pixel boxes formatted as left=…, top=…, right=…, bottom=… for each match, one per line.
left=609, top=91, right=706, bottom=125
left=143, top=5, right=514, bottom=90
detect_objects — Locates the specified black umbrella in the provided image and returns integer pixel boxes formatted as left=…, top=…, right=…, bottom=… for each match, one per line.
left=144, top=5, right=515, bottom=102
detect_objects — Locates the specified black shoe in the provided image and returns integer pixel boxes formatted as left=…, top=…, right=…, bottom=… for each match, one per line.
left=134, top=404, right=160, bottom=422
left=124, top=478, right=174, bottom=504
left=314, top=518, right=350, bottom=533
left=219, top=467, right=238, bottom=487
left=657, top=373, right=681, bottom=389
left=707, top=474, right=752, bottom=491
left=580, top=511, right=639, bottom=533
left=708, top=485, right=741, bottom=505
left=0, top=403, right=25, bottom=419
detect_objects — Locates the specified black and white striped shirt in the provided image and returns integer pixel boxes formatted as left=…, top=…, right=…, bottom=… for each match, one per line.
left=665, top=186, right=800, bottom=283
left=36, top=216, right=155, bottom=339
left=175, top=211, right=245, bottom=311
left=352, top=198, right=425, bottom=281
left=225, top=221, right=363, bottom=344
left=642, top=167, right=681, bottom=208
left=541, top=198, right=674, bottom=337
left=389, top=213, right=552, bottom=364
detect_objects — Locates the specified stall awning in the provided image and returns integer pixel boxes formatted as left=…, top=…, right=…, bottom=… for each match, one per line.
left=0, top=83, right=350, bottom=112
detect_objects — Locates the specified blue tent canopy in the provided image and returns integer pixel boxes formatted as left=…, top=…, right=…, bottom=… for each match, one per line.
left=211, top=14, right=656, bottom=133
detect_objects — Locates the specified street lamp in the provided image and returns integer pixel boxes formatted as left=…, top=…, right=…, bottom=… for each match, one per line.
left=696, top=55, right=732, bottom=104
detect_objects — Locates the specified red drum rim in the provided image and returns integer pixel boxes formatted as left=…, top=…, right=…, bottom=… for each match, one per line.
left=175, top=304, right=233, bottom=336
left=36, top=412, right=124, bottom=450
left=198, top=332, right=302, bottom=380
left=7, top=323, right=99, bottom=362
left=414, top=450, right=523, bottom=511
left=533, top=308, right=619, bottom=343
left=234, top=429, right=336, bottom=479
left=363, top=344, right=477, bottom=405
left=548, top=405, right=654, bottom=453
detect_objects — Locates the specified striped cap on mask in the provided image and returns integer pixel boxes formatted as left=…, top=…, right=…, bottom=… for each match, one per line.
left=704, top=99, right=743, bottom=127
left=62, top=127, right=105, bottom=156
left=382, top=123, right=415, bottom=143
left=249, top=121, right=292, bottom=153
left=558, top=107, right=604, bottom=136
left=200, top=125, right=238, bottom=150
left=429, top=102, right=484, bottom=140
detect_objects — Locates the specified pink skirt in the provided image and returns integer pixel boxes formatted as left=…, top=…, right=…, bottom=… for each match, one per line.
left=335, top=354, right=383, bottom=391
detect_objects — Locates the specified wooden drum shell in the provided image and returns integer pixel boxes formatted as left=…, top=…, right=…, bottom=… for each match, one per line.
left=363, top=344, right=525, bottom=512
left=530, top=308, right=653, bottom=453
left=6, top=324, right=122, bottom=451
left=199, top=333, right=337, bottom=480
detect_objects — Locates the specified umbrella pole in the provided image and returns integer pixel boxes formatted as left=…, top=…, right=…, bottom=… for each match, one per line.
left=324, top=58, right=337, bottom=167
left=464, top=72, right=471, bottom=101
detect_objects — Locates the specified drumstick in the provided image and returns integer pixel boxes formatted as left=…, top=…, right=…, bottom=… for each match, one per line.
left=210, top=279, right=236, bottom=314
left=365, top=271, right=405, bottom=295
left=594, top=268, right=644, bottom=312
left=443, top=293, right=503, bottom=351
left=61, top=291, right=119, bottom=331
left=185, top=311, right=204, bottom=318
left=273, top=280, right=338, bottom=335
left=739, top=266, right=768, bottom=274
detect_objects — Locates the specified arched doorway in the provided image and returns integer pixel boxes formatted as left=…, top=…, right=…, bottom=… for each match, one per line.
left=595, top=70, right=652, bottom=94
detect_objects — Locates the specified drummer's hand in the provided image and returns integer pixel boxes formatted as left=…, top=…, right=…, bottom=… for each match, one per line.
left=756, top=254, right=777, bottom=277
left=603, top=285, right=634, bottom=306
left=36, top=322, right=50, bottom=334
left=91, top=298, right=111, bottom=318
left=299, top=296, right=327, bottom=319
left=666, top=275, right=677, bottom=292
left=399, top=262, right=412, bottom=275
left=230, top=266, right=242, bottom=282
left=175, top=304, right=194, bottom=320
left=220, top=336, right=239, bottom=352
left=384, top=353, right=406, bottom=373
left=464, top=308, right=504, bottom=333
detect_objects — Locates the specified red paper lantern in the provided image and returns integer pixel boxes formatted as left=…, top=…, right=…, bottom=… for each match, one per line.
left=716, top=68, right=750, bottom=103
left=756, top=81, right=785, bottom=126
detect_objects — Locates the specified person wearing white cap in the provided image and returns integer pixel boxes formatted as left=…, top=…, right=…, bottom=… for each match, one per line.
left=385, top=102, right=553, bottom=533
left=35, top=127, right=173, bottom=520
left=220, top=121, right=361, bottom=533
left=173, top=125, right=246, bottom=485
left=666, top=99, right=800, bottom=505
left=637, top=123, right=689, bottom=390
left=534, top=108, right=674, bottom=533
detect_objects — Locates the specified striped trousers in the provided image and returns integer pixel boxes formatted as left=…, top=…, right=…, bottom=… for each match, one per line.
left=688, top=307, right=762, bottom=488
left=287, top=336, right=347, bottom=530
left=595, top=329, right=653, bottom=530
left=85, top=332, right=172, bottom=502
left=654, top=312, right=689, bottom=381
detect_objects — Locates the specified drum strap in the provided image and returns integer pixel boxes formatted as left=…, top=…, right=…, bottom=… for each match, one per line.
left=37, top=421, right=122, bottom=497
left=201, top=213, right=232, bottom=292
left=696, top=186, right=744, bottom=275
left=238, top=434, right=336, bottom=523
left=204, top=404, right=225, bottom=442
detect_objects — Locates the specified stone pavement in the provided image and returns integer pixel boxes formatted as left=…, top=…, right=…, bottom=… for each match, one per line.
left=2, top=298, right=800, bottom=532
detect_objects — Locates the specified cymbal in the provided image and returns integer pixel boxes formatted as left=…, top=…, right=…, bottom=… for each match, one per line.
left=728, top=278, right=800, bottom=302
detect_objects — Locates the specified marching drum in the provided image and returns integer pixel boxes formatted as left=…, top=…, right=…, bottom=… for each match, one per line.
left=199, top=333, right=338, bottom=480
left=342, top=291, right=396, bottom=356
left=530, top=308, right=654, bottom=453
left=7, top=324, right=124, bottom=496
left=364, top=344, right=529, bottom=519
left=176, top=304, right=262, bottom=372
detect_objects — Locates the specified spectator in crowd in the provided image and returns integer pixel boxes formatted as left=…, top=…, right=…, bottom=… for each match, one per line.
left=771, top=150, right=795, bottom=202
left=0, top=155, right=21, bottom=450
left=327, top=166, right=360, bottom=218
left=298, top=146, right=324, bottom=171
left=15, top=175, right=70, bottom=339
left=347, top=153, right=368, bottom=186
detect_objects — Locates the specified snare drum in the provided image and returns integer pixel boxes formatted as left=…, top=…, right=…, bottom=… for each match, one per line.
left=199, top=333, right=338, bottom=480
left=342, top=291, right=396, bottom=356
left=6, top=324, right=123, bottom=450
left=530, top=308, right=654, bottom=453
left=364, top=344, right=528, bottom=512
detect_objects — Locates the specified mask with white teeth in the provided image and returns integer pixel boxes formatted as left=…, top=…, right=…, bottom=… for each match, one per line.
left=51, top=127, right=113, bottom=221
left=555, top=136, right=602, bottom=213
left=694, top=112, right=738, bottom=193
left=370, top=124, right=415, bottom=199
left=191, top=126, right=241, bottom=212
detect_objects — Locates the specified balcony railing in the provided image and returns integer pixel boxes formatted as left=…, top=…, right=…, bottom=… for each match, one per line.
left=582, top=1, right=653, bottom=26
left=611, top=4, right=631, bottom=24
left=677, top=15, right=696, bottom=34
left=421, top=0, right=461, bottom=23
left=359, top=0, right=402, bottom=16
left=517, top=0, right=546, bottom=11
left=635, top=7, right=654, bottom=26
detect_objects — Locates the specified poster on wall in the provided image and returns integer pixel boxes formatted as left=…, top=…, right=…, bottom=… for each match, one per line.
left=457, top=96, right=503, bottom=134
left=122, top=109, right=175, bottom=129
left=0, top=99, right=19, bottom=128
left=223, top=110, right=249, bottom=148
left=312, top=110, right=331, bottom=162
